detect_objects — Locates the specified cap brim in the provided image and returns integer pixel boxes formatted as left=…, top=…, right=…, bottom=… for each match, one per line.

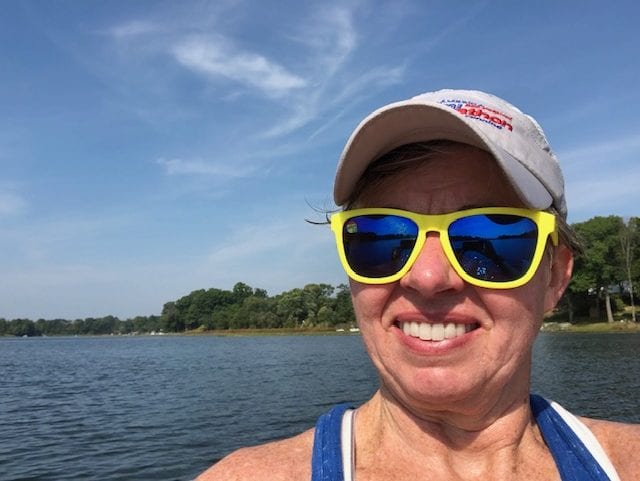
left=333, top=100, right=552, bottom=209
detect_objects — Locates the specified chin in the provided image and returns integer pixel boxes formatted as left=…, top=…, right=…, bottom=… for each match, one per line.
left=389, top=368, right=481, bottom=405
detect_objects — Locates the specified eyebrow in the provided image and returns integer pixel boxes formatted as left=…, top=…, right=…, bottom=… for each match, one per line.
left=358, top=202, right=515, bottom=212
left=459, top=202, right=518, bottom=210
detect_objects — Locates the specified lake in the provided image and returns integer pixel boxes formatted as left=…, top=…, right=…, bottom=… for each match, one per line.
left=1, top=332, right=638, bottom=481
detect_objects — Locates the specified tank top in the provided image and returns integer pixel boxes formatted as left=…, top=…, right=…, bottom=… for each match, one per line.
left=310, top=394, right=620, bottom=481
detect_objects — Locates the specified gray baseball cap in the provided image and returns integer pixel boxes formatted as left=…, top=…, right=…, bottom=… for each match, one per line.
left=334, top=89, right=566, bottom=217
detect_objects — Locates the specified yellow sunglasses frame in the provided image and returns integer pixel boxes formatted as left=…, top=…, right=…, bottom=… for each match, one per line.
left=330, top=207, right=558, bottom=289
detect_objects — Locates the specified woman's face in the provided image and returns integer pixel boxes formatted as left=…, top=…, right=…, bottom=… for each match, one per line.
left=350, top=146, right=572, bottom=417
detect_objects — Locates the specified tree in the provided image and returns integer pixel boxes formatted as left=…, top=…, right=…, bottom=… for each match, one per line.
left=334, top=284, right=355, bottom=326
left=232, top=282, right=254, bottom=303
left=242, top=296, right=278, bottom=328
left=619, top=217, right=639, bottom=322
left=209, top=305, right=232, bottom=330
left=316, top=305, right=336, bottom=326
left=184, top=289, right=208, bottom=330
left=301, top=283, right=335, bottom=326
left=8, top=319, right=37, bottom=337
left=254, top=288, right=268, bottom=298
left=572, top=216, right=625, bottom=322
left=275, top=288, right=307, bottom=327
left=160, top=301, right=182, bottom=332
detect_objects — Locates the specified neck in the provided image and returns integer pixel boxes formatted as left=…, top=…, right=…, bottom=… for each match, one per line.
left=384, top=386, right=532, bottom=446
left=354, top=389, right=548, bottom=479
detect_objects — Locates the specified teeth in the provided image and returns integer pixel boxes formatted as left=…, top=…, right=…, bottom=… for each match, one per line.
left=444, top=323, right=457, bottom=339
left=432, top=323, right=445, bottom=341
left=399, top=321, right=477, bottom=341
left=402, top=322, right=411, bottom=336
left=418, top=322, right=431, bottom=340
left=410, top=321, right=420, bottom=337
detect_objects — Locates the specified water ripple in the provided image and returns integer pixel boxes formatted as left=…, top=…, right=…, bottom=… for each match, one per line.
left=0, top=333, right=637, bottom=480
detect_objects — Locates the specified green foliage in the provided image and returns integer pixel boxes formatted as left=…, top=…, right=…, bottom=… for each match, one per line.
left=572, top=216, right=623, bottom=289
left=0, top=281, right=358, bottom=336
left=334, top=284, right=355, bottom=325
left=565, top=215, right=639, bottom=322
left=0, top=315, right=163, bottom=337
left=160, top=302, right=182, bottom=332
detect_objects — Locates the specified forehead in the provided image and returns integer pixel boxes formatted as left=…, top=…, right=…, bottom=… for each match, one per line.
left=355, top=145, right=524, bottom=213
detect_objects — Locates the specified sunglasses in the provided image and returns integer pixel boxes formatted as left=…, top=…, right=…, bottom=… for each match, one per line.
left=331, top=207, right=558, bottom=289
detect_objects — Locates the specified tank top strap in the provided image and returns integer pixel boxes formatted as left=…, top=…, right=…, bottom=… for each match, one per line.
left=531, top=394, right=619, bottom=481
left=311, top=403, right=354, bottom=481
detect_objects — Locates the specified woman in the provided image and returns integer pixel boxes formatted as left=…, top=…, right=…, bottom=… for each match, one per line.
left=198, top=89, right=639, bottom=480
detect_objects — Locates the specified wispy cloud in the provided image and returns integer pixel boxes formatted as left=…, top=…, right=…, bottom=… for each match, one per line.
left=560, top=132, right=640, bottom=220
left=259, top=5, right=409, bottom=139
left=288, top=5, right=357, bottom=75
left=100, top=3, right=404, bottom=141
left=418, top=1, right=490, bottom=53
left=567, top=171, right=640, bottom=221
left=172, top=36, right=306, bottom=98
left=207, top=221, right=312, bottom=264
left=256, top=5, right=359, bottom=138
left=261, top=63, right=406, bottom=139
left=0, top=191, right=26, bottom=216
left=106, top=20, right=159, bottom=39
left=559, top=133, right=640, bottom=166
left=206, top=208, right=336, bottom=272
left=156, top=157, right=258, bottom=178
left=205, top=216, right=339, bottom=293
left=1, top=261, right=173, bottom=319
left=0, top=213, right=132, bottom=265
left=307, top=64, right=406, bottom=139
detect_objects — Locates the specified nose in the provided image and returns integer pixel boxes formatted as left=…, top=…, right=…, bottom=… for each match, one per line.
left=399, top=232, right=465, bottom=295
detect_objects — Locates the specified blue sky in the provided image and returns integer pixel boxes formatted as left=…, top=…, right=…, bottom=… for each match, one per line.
left=1, top=0, right=638, bottom=320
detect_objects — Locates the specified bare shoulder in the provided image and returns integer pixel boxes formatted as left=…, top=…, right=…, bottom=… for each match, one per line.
left=581, top=416, right=640, bottom=480
left=196, top=428, right=315, bottom=481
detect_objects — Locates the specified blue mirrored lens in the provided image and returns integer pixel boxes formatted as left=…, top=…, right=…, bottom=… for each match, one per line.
left=449, top=214, right=537, bottom=282
left=342, top=215, right=418, bottom=278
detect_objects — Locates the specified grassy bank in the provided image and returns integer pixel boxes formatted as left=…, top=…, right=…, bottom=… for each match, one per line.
left=541, top=321, right=640, bottom=333
left=189, top=323, right=640, bottom=336
left=185, top=326, right=350, bottom=336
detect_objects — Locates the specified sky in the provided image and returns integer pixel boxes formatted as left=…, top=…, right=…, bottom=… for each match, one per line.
left=1, top=0, right=638, bottom=320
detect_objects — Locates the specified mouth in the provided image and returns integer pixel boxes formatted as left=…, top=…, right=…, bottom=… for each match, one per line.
left=395, top=321, right=480, bottom=341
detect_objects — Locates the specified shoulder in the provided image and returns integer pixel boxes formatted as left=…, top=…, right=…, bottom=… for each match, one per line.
left=581, top=416, right=640, bottom=480
left=195, top=428, right=315, bottom=481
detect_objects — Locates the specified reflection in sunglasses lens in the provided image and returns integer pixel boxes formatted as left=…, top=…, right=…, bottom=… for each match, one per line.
left=449, top=215, right=537, bottom=282
left=343, top=215, right=418, bottom=278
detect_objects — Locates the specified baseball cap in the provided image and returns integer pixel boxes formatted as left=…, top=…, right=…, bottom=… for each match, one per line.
left=333, top=89, right=567, bottom=218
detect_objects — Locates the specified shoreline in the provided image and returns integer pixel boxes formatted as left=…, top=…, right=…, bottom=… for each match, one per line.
left=541, top=321, right=640, bottom=333
left=194, top=322, right=640, bottom=336
left=186, top=327, right=353, bottom=337
left=3, top=322, right=639, bottom=338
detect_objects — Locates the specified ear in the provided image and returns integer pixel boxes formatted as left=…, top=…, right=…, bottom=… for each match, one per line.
left=544, top=244, right=574, bottom=313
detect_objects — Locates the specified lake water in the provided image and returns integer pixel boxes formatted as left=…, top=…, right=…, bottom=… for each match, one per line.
left=1, top=332, right=638, bottom=481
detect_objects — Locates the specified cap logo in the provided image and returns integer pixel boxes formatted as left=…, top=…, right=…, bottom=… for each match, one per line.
left=439, top=99, right=513, bottom=132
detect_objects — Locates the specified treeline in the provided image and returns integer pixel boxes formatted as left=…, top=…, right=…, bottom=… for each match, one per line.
left=1, top=215, right=638, bottom=337
left=0, top=315, right=161, bottom=338
left=561, top=216, right=639, bottom=323
left=160, top=282, right=354, bottom=331
left=0, top=283, right=355, bottom=337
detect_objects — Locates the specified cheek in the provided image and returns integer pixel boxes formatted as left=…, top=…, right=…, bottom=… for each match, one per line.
left=482, top=281, right=548, bottom=332
left=349, top=281, right=395, bottom=324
